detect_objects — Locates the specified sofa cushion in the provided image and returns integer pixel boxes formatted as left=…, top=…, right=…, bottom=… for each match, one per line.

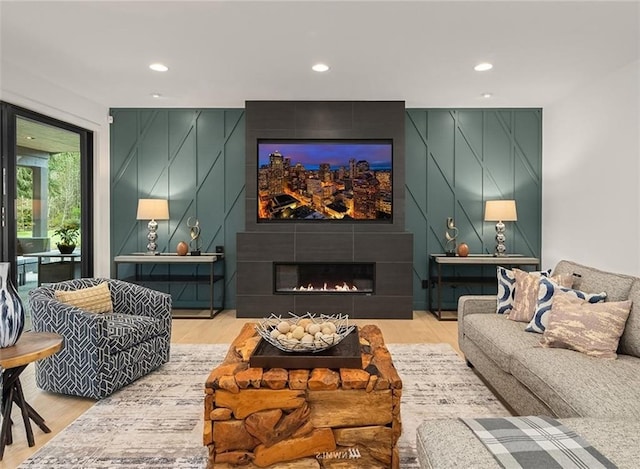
left=463, top=314, right=541, bottom=373
left=104, top=313, right=165, bottom=354
left=416, top=417, right=640, bottom=469
left=510, top=346, right=640, bottom=418
left=540, top=292, right=631, bottom=359
left=619, top=280, right=640, bottom=358
left=552, top=260, right=635, bottom=301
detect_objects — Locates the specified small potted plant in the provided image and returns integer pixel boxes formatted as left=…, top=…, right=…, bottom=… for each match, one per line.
left=54, top=222, right=79, bottom=254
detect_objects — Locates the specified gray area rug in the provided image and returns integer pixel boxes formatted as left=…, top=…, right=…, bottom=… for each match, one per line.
left=19, top=343, right=510, bottom=468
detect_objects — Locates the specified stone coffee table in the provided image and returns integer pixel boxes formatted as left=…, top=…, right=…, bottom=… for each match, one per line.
left=203, top=323, right=402, bottom=468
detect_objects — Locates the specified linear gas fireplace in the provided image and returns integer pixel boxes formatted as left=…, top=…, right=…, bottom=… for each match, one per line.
left=274, top=262, right=375, bottom=294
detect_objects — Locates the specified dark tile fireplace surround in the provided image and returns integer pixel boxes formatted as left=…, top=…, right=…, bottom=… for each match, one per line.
left=237, top=101, right=413, bottom=319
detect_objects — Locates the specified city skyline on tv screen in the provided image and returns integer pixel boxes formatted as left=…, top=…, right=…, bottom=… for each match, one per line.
left=257, top=140, right=393, bottom=222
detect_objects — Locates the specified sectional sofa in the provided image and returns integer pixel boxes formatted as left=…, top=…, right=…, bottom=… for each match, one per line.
left=417, top=260, right=640, bottom=468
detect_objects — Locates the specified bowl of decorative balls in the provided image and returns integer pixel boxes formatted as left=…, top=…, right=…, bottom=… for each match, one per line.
left=255, top=312, right=355, bottom=353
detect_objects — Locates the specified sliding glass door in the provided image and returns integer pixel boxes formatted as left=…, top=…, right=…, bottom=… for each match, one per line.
left=1, top=102, right=94, bottom=329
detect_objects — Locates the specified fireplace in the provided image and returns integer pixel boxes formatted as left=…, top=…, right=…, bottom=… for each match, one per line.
left=274, top=262, right=375, bottom=294
left=237, top=100, right=413, bottom=319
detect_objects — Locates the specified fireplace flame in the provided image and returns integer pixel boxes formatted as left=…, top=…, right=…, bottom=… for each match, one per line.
left=292, top=282, right=359, bottom=292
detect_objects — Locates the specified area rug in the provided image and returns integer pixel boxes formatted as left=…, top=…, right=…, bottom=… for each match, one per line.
left=18, top=343, right=510, bottom=468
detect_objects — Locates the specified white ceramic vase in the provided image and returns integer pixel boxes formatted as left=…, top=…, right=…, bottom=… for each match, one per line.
left=0, top=262, right=25, bottom=347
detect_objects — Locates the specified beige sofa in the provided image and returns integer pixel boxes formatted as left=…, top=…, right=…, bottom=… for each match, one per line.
left=458, top=259, right=640, bottom=418
left=416, top=260, right=640, bottom=468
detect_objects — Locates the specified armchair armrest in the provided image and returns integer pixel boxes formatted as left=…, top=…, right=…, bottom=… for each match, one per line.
left=108, top=279, right=172, bottom=318
left=30, top=294, right=110, bottom=378
left=457, top=295, right=497, bottom=350
left=108, top=279, right=172, bottom=338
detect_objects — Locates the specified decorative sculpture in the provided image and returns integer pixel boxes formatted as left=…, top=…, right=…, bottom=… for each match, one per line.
left=187, top=217, right=201, bottom=255
left=445, top=217, right=458, bottom=256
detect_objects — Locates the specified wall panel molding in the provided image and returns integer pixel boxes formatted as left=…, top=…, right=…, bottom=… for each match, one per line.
left=109, top=106, right=540, bottom=313
left=110, top=108, right=245, bottom=309
left=406, top=109, right=542, bottom=310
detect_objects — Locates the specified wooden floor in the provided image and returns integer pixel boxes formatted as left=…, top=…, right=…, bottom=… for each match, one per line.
left=3, top=309, right=459, bottom=467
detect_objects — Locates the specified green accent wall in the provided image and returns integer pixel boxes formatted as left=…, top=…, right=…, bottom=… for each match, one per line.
left=109, top=107, right=541, bottom=312
left=406, top=109, right=542, bottom=309
left=110, top=109, right=245, bottom=309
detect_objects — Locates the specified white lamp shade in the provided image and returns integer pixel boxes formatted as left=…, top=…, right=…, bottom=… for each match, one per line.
left=484, top=200, right=517, bottom=222
left=136, top=199, right=169, bottom=220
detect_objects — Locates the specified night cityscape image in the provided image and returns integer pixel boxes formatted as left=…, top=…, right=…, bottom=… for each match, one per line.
left=257, top=141, right=393, bottom=220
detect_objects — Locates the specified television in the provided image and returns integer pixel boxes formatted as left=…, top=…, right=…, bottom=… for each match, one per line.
left=257, top=139, right=393, bottom=222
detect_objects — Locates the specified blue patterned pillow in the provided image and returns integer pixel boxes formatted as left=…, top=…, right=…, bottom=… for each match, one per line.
left=496, top=266, right=516, bottom=314
left=525, top=277, right=607, bottom=333
left=496, top=266, right=550, bottom=314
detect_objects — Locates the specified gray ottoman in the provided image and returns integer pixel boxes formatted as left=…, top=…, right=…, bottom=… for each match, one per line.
left=416, top=418, right=640, bottom=469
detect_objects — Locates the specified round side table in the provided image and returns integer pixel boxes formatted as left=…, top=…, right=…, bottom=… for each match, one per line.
left=0, top=331, right=63, bottom=460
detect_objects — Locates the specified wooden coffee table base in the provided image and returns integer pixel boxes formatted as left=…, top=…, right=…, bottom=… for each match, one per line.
left=204, top=323, right=402, bottom=468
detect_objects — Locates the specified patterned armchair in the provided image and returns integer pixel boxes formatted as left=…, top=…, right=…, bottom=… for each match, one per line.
left=29, top=278, right=171, bottom=399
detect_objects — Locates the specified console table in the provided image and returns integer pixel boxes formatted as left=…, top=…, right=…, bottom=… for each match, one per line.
left=428, top=254, right=540, bottom=321
left=0, top=332, right=63, bottom=460
left=113, top=253, right=225, bottom=318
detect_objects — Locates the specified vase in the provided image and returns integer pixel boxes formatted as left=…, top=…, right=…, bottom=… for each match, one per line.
left=457, top=243, right=469, bottom=257
left=57, top=243, right=76, bottom=254
left=0, top=262, right=25, bottom=348
left=176, top=241, right=189, bottom=256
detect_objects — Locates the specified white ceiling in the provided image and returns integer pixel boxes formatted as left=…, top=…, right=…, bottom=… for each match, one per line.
left=1, top=1, right=638, bottom=109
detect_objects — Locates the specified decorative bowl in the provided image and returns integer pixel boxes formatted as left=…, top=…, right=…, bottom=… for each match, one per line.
left=255, top=312, right=355, bottom=353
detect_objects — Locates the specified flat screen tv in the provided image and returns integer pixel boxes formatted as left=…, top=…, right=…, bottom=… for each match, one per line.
left=257, top=139, right=393, bottom=222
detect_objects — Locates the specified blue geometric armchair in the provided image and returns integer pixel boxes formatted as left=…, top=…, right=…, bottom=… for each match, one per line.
left=29, top=278, right=171, bottom=399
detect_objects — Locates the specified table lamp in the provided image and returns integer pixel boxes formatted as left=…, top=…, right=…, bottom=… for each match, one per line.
left=484, top=200, right=517, bottom=256
left=136, top=199, right=169, bottom=255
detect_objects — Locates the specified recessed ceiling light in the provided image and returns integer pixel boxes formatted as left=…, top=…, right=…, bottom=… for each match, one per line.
left=474, top=62, right=493, bottom=72
left=482, top=92, right=493, bottom=98
left=312, top=63, right=330, bottom=72
left=151, top=93, right=162, bottom=98
left=25, top=136, right=35, bottom=140
left=149, top=63, right=169, bottom=72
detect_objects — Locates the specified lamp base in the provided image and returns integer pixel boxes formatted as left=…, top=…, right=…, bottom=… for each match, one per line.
left=494, top=221, right=507, bottom=256
left=146, top=219, right=159, bottom=255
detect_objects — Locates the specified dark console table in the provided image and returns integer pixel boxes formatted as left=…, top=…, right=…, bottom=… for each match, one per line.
left=428, top=254, right=540, bottom=321
left=113, top=253, right=225, bottom=318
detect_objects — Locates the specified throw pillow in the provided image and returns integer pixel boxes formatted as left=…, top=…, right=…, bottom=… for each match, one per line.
left=510, top=271, right=573, bottom=322
left=525, top=277, right=607, bottom=333
left=496, top=266, right=517, bottom=314
left=540, top=290, right=632, bottom=359
left=509, top=269, right=541, bottom=322
left=496, top=266, right=551, bottom=315
left=54, top=282, right=113, bottom=314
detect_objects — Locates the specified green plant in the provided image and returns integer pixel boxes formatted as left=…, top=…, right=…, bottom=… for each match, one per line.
left=54, top=222, right=80, bottom=246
